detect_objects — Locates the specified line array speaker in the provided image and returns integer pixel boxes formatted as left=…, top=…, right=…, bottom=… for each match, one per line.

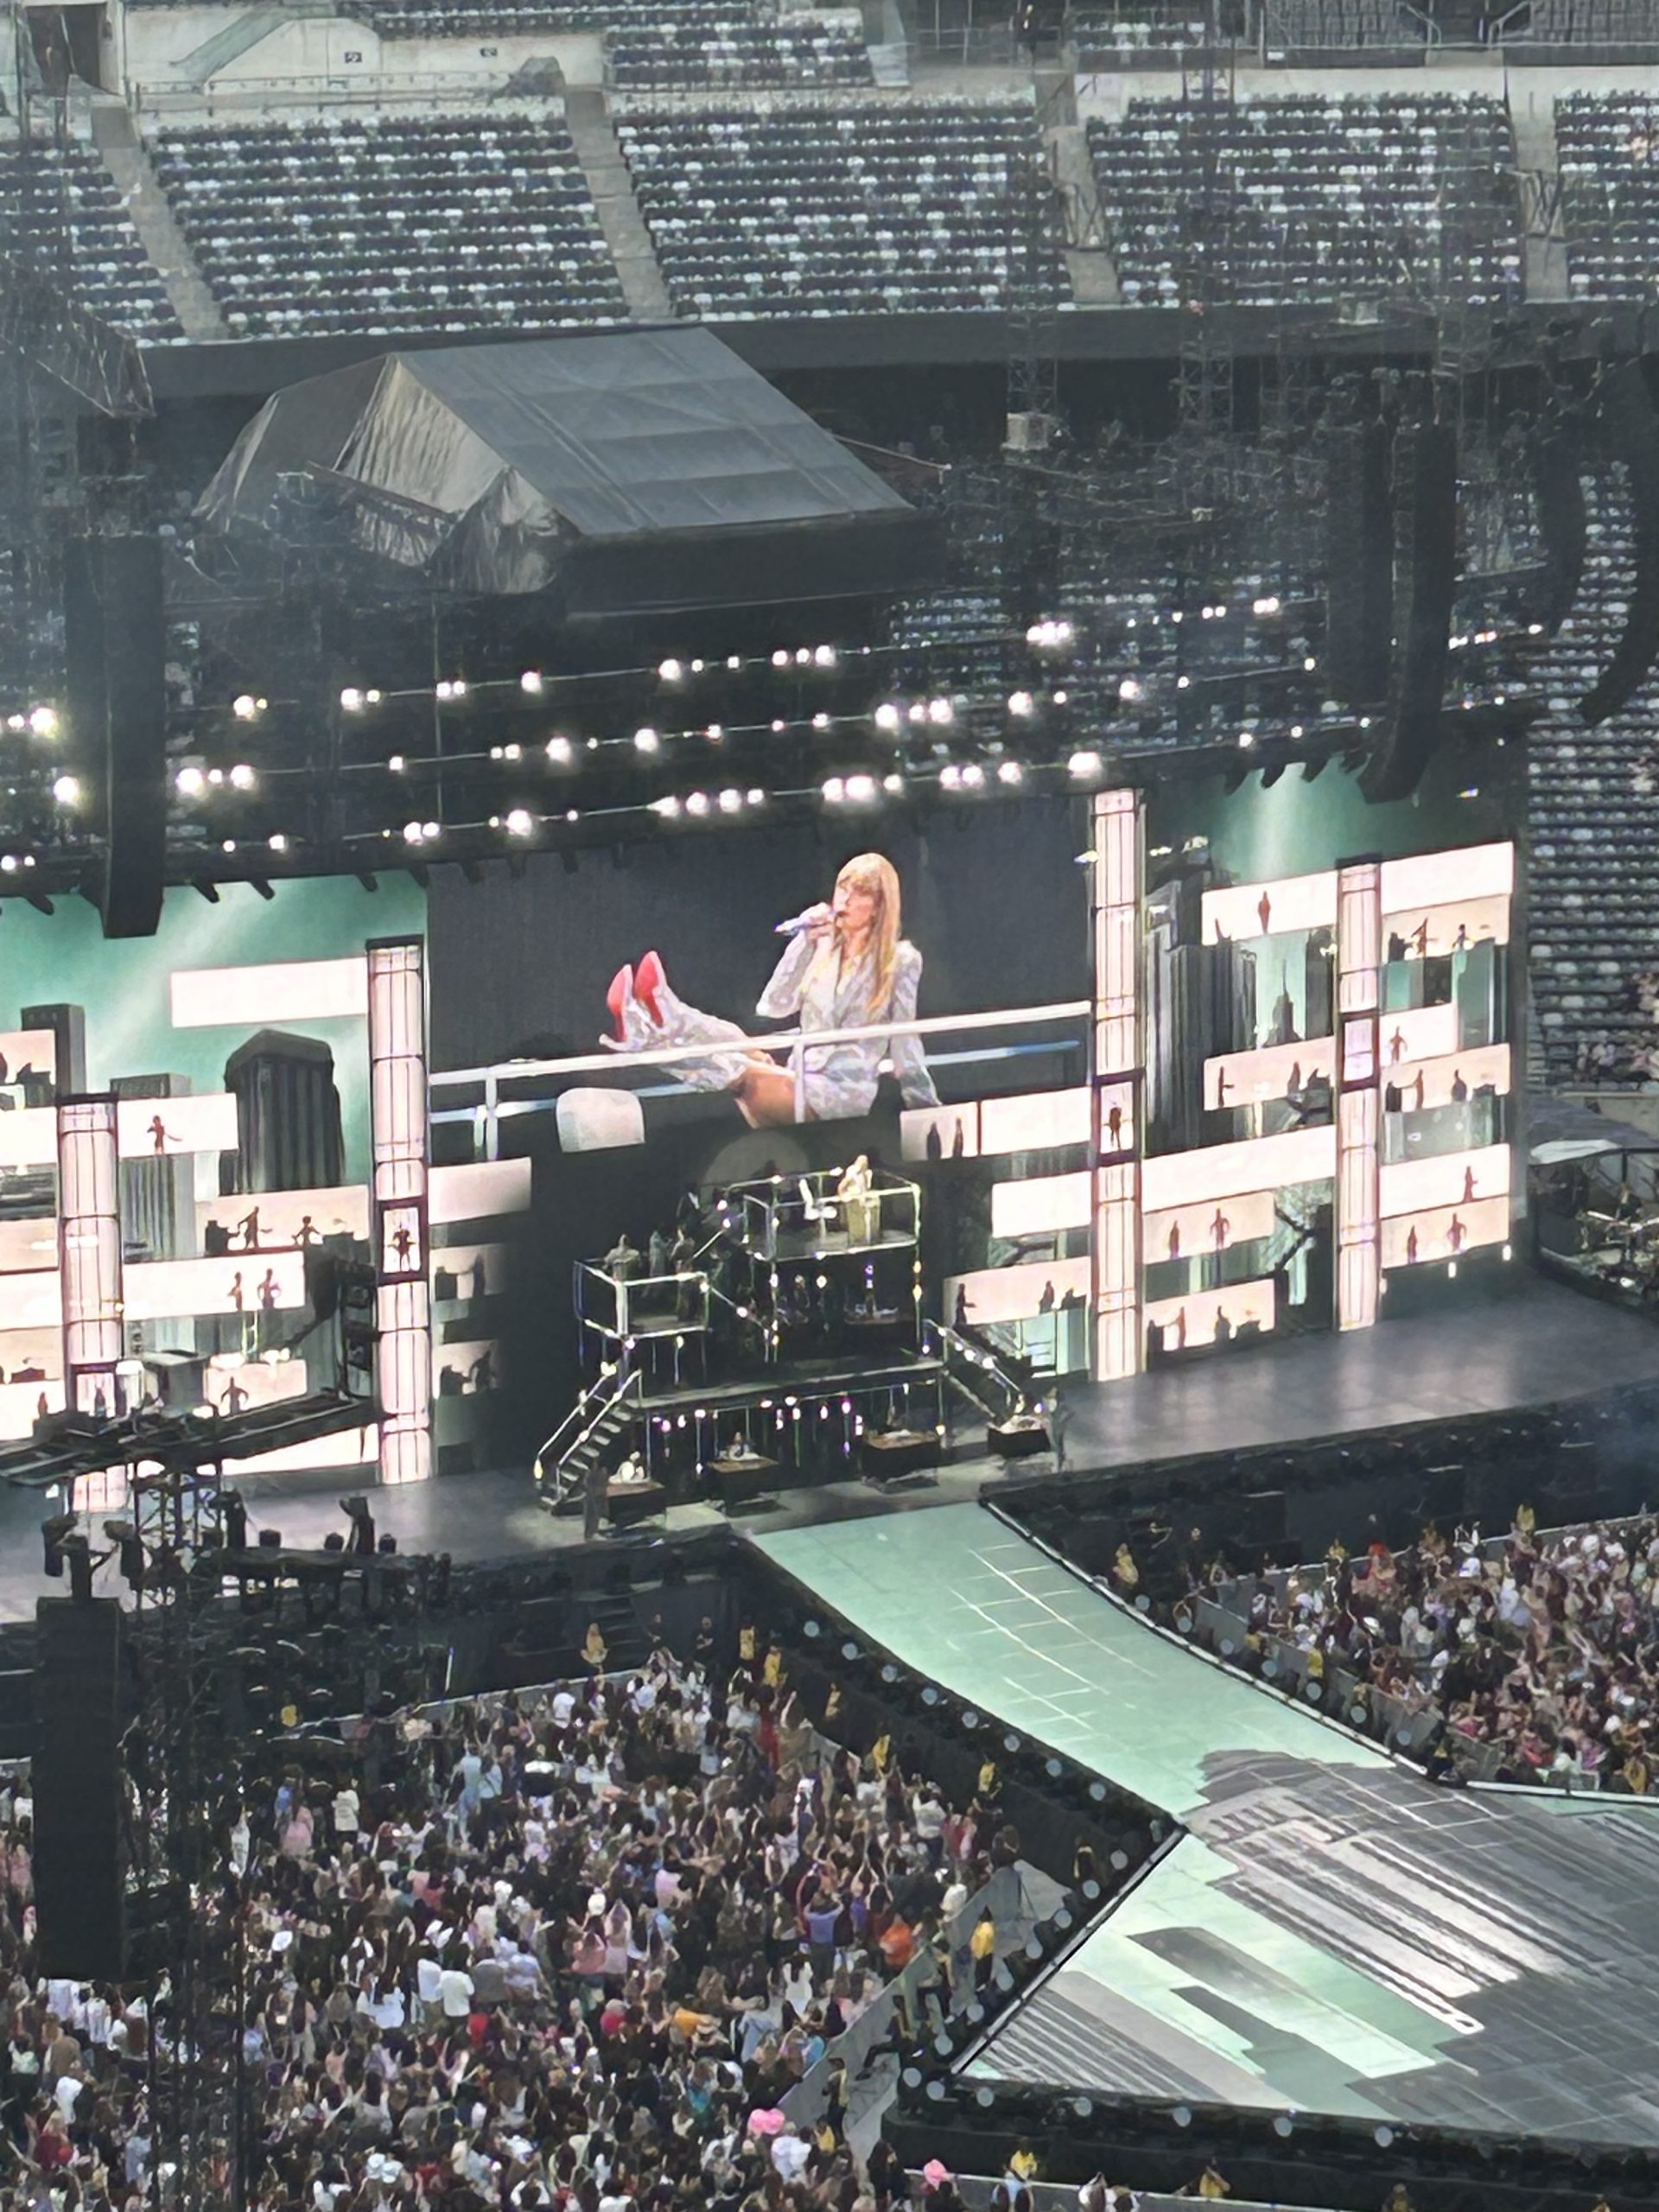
left=1529, top=417, right=1586, bottom=637
left=63, top=535, right=167, bottom=939
left=32, top=1597, right=124, bottom=1980
left=1360, top=419, right=1459, bottom=804
left=1323, top=417, right=1394, bottom=708
left=1580, top=359, right=1659, bottom=727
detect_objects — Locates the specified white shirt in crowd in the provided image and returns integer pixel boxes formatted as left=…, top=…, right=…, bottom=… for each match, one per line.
left=438, top=1965, right=474, bottom=2018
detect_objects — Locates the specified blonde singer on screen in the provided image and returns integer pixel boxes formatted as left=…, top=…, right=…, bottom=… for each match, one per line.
left=601, top=852, right=941, bottom=1128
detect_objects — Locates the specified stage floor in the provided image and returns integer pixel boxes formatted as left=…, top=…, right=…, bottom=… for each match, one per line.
left=0, top=1272, right=1649, bottom=1628
left=754, top=1504, right=1659, bottom=2146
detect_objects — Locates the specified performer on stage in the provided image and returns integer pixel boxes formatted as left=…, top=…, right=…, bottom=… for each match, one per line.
left=601, top=854, right=940, bottom=1128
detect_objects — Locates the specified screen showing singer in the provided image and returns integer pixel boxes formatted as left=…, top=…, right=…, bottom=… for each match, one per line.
left=600, top=852, right=940, bottom=1128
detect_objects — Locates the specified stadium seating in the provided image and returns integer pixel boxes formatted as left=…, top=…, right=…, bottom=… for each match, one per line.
left=604, top=10, right=873, bottom=90
left=147, top=113, right=626, bottom=339
left=1085, top=93, right=1522, bottom=307
left=615, top=102, right=1066, bottom=317
left=1558, top=92, right=1659, bottom=301
left=0, top=143, right=181, bottom=342
left=1263, top=0, right=1427, bottom=41
left=1529, top=474, right=1659, bottom=1084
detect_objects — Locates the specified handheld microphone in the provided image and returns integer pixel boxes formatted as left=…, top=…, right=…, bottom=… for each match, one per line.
left=774, top=907, right=829, bottom=936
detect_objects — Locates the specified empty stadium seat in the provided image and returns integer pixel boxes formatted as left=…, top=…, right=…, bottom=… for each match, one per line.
left=148, top=111, right=626, bottom=339
left=616, top=100, right=1068, bottom=318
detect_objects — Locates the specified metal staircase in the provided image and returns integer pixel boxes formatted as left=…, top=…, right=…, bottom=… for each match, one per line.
left=533, top=1367, right=641, bottom=1510
left=924, top=1319, right=1029, bottom=1426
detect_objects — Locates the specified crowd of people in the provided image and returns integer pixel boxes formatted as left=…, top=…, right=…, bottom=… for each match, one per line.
left=0, top=1624, right=1033, bottom=2212
left=1217, top=1511, right=1659, bottom=1788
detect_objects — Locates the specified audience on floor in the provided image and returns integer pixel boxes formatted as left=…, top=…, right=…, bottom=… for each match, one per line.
left=0, top=1635, right=1020, bottom=2209
left=1210, top=1512, right=1659, bottom=1787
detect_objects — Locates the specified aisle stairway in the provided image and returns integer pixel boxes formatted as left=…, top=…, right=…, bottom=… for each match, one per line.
left=563, top=86, right=672, bottom=322
left=89, top=99, right=226, bottom=339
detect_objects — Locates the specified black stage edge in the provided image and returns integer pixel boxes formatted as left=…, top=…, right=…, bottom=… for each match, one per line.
left=0, top=1271, right=1649, bottom=1629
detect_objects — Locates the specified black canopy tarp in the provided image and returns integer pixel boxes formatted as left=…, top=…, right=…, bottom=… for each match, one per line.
left=1528, top=1091, right=1659, bottom=1163
left=194, top=327, right=938, bottom=612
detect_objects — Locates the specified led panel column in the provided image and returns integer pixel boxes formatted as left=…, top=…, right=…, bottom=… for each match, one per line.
left=1091, top=788, right=1142, bottom=1382
left=57, top=1095, right=123, bottom=1416
left=1336, top=860, right=1382, bottom=1332
left=367, top=938, right=431, bottom=1484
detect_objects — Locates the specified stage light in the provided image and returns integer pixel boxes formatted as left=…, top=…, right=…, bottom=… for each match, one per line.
left=652, top=796, right=682, bottom=817
left=1007, top=690, right=1034, bottom=716
left=633, top=728, right=660, bottom=753
left=546, top=736, right=572, bottom=764
left=28, top=705, right=58, bottom=736
left=962, top=764, right=985, bottom=788
left=519, top=670, right=545, bottom=695
left=403, top=821, right=425, bottom=843
left=845, top=772, right=879, bottom=803
left=1053, top=688, right=1068, bottom=704
left=747, top=788, right=765, bottom=806
left=815, top=645, right=837, bottom=667
left=1254, top=595, right=1281, bottom=615
left=811, top=712, right=830, bottom=730
left=1117, top=677, right=1143, bottom=702
left=795, top=647, right=811, bottom=665
left=176, top=766, right=206, bottom=797
left=771, top=718, right=786, bottom=733
left=1067, top=750, right=1103, bottom=779
left=658, top=659, right=683, bottom=683
left=1236, top=732, right=1255, bottom=749
left=231, top=763, right=256, bottom=789
left=883, top=772, right=905, bottom=794
left=208, top=767, right=224, bottom=785
left=686, top=791, right=710, bottom=817
left=505, top=809, right=533, bottom=836
left=0, top=857, right=15, bottom=874
left=340, top=687, right=365, bottom=711
left=718, top=788, right=742, bottom=813
left=996, top=760, right=1023, bottom=785
left=268, top=833, right=288, bottom=853
left=435, top=677, right=467, bottom=702
left=821, top=777, right=845, bottom=804
left=388, top=753, right=405, bottom=773
left=874, top=702, right=901, bottom=733
left=927, top=697, right=954, bottom=725
left=704, top=723, right=724, bottom=741
left=51, top=775, right=79, bottom=806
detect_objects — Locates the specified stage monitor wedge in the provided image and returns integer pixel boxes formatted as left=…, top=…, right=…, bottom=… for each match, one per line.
left=1580, top=359, right=1659, bottom=727
left=63, top=535, right=167, bottom=940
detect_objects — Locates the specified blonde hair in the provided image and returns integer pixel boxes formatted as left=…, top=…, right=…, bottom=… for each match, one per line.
left=821, top=852, right=902, bottom=1011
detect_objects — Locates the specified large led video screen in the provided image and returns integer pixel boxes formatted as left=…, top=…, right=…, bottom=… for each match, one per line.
left=0, top=877, right=424, bottom=1453
left=429, top=802, right=1094, bottom=1433
left=1139, top=748, right=1520, bottom=1363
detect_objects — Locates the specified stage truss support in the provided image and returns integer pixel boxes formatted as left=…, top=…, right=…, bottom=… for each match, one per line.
left=1336, top=860, right=1382, bottom=1332
left=56, top=1093, right=124, bottom=1417
left=367, top=936, right=432, bottom=1484
left=1090, top=788, right=1142, bottom=1382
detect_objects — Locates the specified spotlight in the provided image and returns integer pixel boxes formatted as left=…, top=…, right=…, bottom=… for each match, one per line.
left=505, top=809, right=533, bottom=836
left=230, top=763, right=256, bottom=790
left=175, top=766, right=206, bottom=797
left=1117, top=677, right=1143, bottom=702
left=232, top=693, right=261, bottom=721
left=50, top=775, right=79, bottom=806
left=27, top=706, right=58, bottom=737
left=520, top=670, right=543, bottom=694
left=1067, top=749, right=1103, bottom=779
left=633, top=728, right=660, bottom=753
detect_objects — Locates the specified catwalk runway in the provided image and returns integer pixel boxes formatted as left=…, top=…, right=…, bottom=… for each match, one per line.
left=755, top=1505, right=1659, bottom=2146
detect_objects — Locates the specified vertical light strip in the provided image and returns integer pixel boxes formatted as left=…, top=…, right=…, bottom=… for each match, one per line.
left=1091, top=788, right=1142, bottom=1382
left=57, top=1095, right=124, bottom=1416
left=367, top=938, right=431, bottom=1485
left=1336, top=861, right=1382, bottom=1332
